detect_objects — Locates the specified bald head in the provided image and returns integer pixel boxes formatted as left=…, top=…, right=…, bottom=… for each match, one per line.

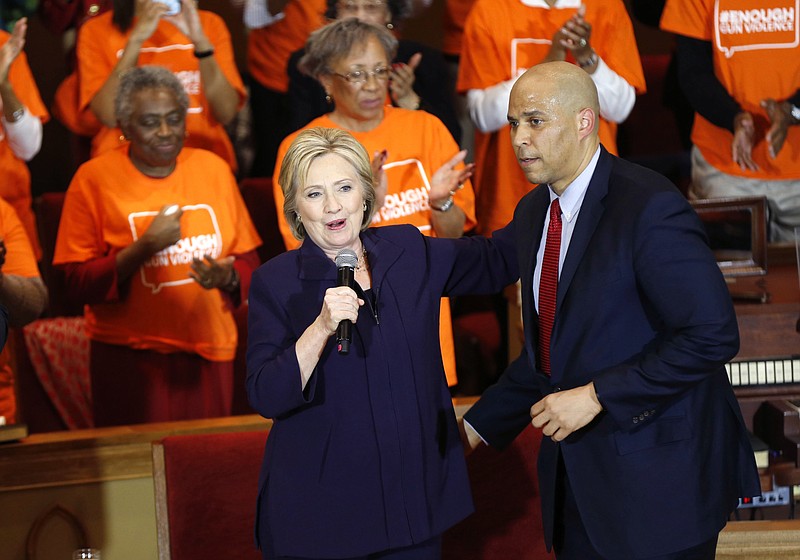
left=507, top=61, right=601, bottom=194
left=514, top=61, right=600, bottom=134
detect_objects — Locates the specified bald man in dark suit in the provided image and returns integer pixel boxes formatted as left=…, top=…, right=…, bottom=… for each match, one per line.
left=461, top=61, right=760, bottom=560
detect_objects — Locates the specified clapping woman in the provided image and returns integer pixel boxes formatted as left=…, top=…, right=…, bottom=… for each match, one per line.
left=54, top=66, right=261, bottom=426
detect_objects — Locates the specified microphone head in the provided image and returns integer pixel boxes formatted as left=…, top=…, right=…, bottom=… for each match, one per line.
left=334, top=248, right=359, bottom=269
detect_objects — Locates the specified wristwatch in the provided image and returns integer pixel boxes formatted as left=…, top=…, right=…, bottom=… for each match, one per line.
left=431, top=194, right=455, bottom=212
left=790, top=103, right=800, bottom=124
left=7, top=108, right=24, bottom=123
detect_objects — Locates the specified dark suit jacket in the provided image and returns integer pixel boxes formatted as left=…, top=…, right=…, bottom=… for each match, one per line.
left=246, top=224, right=516, bottom=558
left=466, top=148, right=760, bottom=558
left=287, top=39, right=462, bottom=142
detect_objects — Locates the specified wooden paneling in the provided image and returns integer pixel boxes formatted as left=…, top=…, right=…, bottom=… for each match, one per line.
left=0, top=415, right=271, bottom=492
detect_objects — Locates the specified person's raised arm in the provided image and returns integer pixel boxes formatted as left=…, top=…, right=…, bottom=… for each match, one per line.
left=0, top=18, right=43, bottom=161
left=168, top=0, right=240, bottom=125
left=553, top=6, right=636, bottom=123
left=89, top=0, right=166, bottom=126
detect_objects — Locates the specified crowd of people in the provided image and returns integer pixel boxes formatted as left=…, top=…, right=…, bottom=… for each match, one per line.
left=0, top=0, right=795, bottom=557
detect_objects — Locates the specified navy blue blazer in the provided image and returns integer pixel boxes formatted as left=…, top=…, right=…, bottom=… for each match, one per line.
left=246, top=224, right=517, bottom=558
left=466, top=148, right=760, bottom=558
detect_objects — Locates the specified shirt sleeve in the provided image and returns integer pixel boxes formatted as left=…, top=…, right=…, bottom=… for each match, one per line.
left=203, top=11, right=248, bottom=108
left=2, top=109, right=43, bottom=161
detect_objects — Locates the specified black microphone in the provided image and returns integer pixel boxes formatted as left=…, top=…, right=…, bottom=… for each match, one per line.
left=334, top=249, right=358, bottom=354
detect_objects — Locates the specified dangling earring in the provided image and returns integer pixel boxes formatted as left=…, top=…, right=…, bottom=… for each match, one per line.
left=296, top=213, right=302, bottom=223
left=363, top=202, right=367, bottom=211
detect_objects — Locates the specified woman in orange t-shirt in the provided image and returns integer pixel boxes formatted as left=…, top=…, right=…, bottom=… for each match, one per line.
left=73, top=0, right=246, bottom=171
left=274, top=19, right=476, bottom=388
left=0, top=18, right=49, bottom=258
left=53, top=66, right=261, bottom=427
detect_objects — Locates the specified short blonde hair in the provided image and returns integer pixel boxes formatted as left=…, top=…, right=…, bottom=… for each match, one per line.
left=298, top=17, right=398, bottom=80
left=279, top=127, right=377, bottom=241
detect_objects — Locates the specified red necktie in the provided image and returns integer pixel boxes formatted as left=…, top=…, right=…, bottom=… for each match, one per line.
left=538, top=198, right=562, bottom=376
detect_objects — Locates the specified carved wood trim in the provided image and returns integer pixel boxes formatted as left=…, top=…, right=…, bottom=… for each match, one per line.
left=25, top=504, right=88, bottom=560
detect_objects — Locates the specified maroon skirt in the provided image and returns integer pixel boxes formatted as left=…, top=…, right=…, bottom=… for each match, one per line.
left=90, top=340, right=233, bottom=427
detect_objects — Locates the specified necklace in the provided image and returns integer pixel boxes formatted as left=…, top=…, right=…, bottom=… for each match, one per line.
left=356, top=248, right=369, bottom=272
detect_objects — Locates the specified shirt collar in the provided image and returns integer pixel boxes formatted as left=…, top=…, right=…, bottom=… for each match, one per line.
left=548, top=146, right=601, bottom=224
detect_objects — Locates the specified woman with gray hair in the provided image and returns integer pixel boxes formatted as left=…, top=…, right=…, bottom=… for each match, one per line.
left=53, top=65, right=262, bottom=427
left=248, top=126, right=517, bottom=559
left=286, top=0, right=459, bottom=140
left=274, top=17, right=476, bottom=389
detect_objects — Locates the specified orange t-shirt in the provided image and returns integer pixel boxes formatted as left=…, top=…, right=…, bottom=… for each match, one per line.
left=53, top=146, right=262, bottom=361
left=0, top=30, right=49, bottom=259
left=442, top=0, right=478, bottom=57
left=76, top=10, right=246, bottom=171
left=0, top=197, right=42, bottom=424
left=661, top=0, right=800, bottom=179
left=273, top=107, right=477, bottom=386
left=457, top=0, right=645, bottom=235
left=247, top=0, right=327, bottom=93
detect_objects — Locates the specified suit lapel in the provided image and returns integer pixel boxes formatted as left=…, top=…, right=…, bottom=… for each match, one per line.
left=557, top=148, right=613, bottom=308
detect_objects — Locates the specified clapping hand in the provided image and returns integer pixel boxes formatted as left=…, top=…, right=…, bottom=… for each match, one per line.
left=166, top=0, right=207, bottom=45
left=732, top=111, right=758, bottom=171
left=190, top=254, right=235, bottom=290
left=0, top=18, right=26, bottom=85
left=371, top=149, right=389, bottom=210
left=429, top=149, right=474, bottom=202
left=389, top=53, right=422, bottom=110
left=142, top=204, right=184, bottom=252
left=549, top=5, right=593, bottom=62
left=761, top=98, right=791, bottom=159
left=132, top=0, right=168, bottom=43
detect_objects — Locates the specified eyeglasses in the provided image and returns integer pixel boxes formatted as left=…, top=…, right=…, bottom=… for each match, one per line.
left=337, top=1, right=386, bottom=16
left=331, top=66, right=390, bottom=84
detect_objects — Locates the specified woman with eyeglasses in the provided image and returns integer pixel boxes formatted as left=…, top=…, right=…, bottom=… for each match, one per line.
left=286, top=0, right=459, bottom=142
left=273, top=17, right=476, bottom=389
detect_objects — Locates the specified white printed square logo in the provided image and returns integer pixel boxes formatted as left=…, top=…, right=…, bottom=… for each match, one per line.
left=715, top=0, right=798, bottom=57
left=128, top=204, right=222, bottom=293
left=373, top=158, right=433, bottom=233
